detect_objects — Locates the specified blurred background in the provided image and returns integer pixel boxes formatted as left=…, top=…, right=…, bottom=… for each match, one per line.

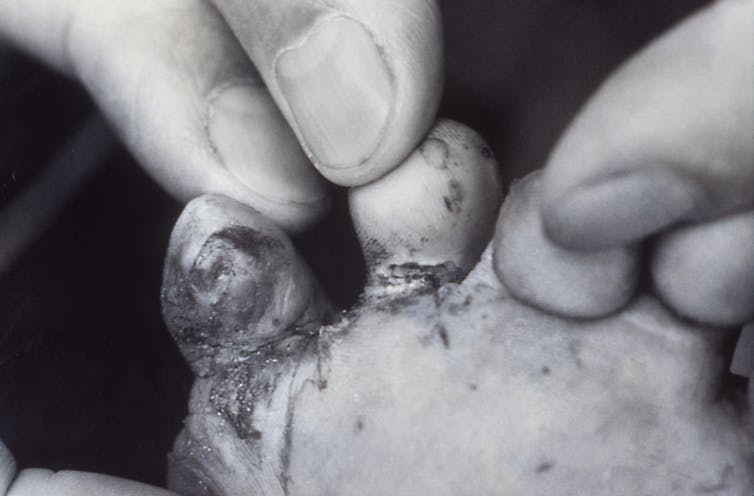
left=0, top=0, right=706, bottom=487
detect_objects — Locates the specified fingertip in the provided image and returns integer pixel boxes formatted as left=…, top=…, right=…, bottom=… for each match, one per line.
left=540, top=0, right=753, bottom=250
left=350, top=119, right=502, bottom=294
left=215, top=0, right=443, bottom=186
left=541, top=168, right=706, bottom=250
left=495, top=171, right=640, bottom=319
left=651, top=210, right=754, bottom=327
left=311, top=0, right=444, bottom=186
left=273, top=16, right=394, bottom=180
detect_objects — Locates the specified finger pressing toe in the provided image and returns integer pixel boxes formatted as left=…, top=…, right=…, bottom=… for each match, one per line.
left=493, top=171, right=640, bottom=319
left=652, top=210, right=754, bottom=327
left=349, top=119, right=503, bottom=296
left=65, top=1, right=329, bottom=232
left=540, top=0, right=753, bottom=250
left=212, top=0, right=443, bottom=186
left=161, top=194, right=329, bottom=376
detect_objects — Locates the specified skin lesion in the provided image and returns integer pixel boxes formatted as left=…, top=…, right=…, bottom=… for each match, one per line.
left=159, top=120, right=752, bottom=495
left=165, top=254, right=752, bottom=495
left=168, top=332, right=320, bottom=496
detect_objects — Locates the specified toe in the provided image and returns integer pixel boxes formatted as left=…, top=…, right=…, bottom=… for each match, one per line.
left=161, top=194, right=330, bottom=376
left=349, top=119, right=503, bottom=295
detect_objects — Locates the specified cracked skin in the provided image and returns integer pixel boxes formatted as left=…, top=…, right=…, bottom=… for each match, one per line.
left=164, top=253, right=752, bottom=496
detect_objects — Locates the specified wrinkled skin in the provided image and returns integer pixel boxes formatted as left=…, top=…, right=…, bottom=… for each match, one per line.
left=161, top=186, right=752, bottom=496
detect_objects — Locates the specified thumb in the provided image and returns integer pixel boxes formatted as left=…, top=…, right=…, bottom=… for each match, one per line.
left=0, top=0, right=331, bottom=233
left=211, top=0, right=444, bottom=186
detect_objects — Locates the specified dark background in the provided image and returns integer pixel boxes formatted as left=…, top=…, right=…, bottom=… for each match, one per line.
left=0, top=0, right=706, bottom=487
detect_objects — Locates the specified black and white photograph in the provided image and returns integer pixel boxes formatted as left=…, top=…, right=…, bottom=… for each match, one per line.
left=0, top=0, right=751, bottom=494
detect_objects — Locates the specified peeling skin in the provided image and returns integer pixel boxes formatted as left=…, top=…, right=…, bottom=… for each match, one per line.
left=161, top=194, right=330, bottom=376
left=167, top=331, right=325, bottom=496
left=163, top=181, right=750, bottom=494
left=166, top=259, right=752, bottom=495
left=281, top=283, right=749, bottom=495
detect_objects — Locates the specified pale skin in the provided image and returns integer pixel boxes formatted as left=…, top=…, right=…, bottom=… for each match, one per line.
left=0, top=0, right=752, bottom=494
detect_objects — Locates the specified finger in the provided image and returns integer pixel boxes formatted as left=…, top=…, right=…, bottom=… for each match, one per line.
left=161, top=194, right=330, bottom=376
left=540, top=0, right=753, bottom=250
left=493, top=171, right=640, bottom=319
left=349, top=119, right=503, bottom=296
left=6, top=469, right=176, bottom=496
left=0, top=442, right=15, bottom=495
left=1, top=0, right=329, bottom=233
left=212, top=0, right=443, bottom=186
left=0, top=0, right=77, bottom=73
left=651, top=210, right=754, bottom=327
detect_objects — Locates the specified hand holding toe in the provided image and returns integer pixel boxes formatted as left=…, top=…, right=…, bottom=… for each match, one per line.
left=0, top=0, right=443, bottom=230
left=497, top=0, right=753, bottom=326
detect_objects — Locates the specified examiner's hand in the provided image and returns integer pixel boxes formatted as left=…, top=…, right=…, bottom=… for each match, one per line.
left=0, top=0, right=442, bottom=232
left=500, top=0, right=753, bottom=327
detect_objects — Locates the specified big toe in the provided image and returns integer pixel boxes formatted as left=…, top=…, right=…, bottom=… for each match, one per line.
left=161, top=194, right=330, bottom=376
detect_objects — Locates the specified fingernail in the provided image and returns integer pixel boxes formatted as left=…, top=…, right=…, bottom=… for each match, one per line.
left=275, top=17, right=394, bottom=174
left=651, top=210, right=754, bottom=327
left=544, top=169, right=706, bottom=250
left=207, top=83, right=328, bottom=206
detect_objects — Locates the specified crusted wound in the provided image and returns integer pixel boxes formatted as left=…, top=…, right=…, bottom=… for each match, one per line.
left=365, top=261, right=464, bottom=300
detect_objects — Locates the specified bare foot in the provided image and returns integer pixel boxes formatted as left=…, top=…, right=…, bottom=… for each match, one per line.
left=161, top=121, right=752, bottom=496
